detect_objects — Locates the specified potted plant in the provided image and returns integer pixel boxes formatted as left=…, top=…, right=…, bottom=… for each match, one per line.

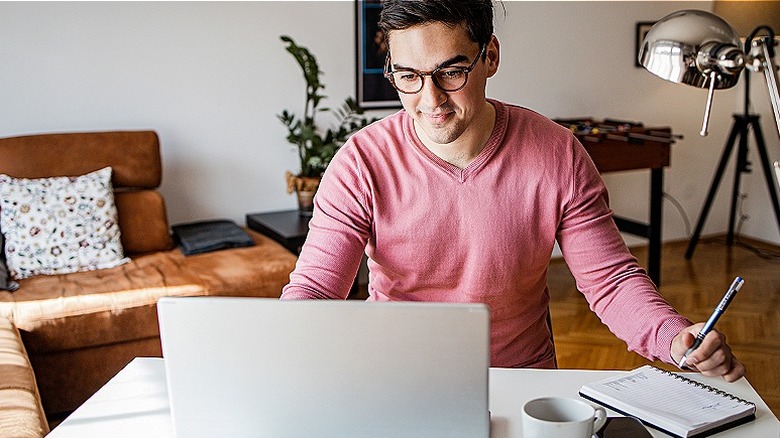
left=278, top=35, right=376, bottom=215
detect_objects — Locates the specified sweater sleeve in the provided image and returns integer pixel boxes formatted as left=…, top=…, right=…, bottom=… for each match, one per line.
left=556, top=136, right=691, bottom=364
left=280, top=141, right=372, bottom=300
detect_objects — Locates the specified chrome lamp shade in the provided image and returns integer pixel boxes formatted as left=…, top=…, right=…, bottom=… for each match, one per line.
left=640, top=8, right=780, bottom=258
left=639, top=10, right=744, bottom=90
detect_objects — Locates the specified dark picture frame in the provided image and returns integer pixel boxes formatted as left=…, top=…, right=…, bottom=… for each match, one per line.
left=635, top=21, right=656, bottom=67
left=355, top=0, right=401, bottom=109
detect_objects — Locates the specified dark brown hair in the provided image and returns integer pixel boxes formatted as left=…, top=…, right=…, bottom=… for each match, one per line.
left=378, top=0, right=496, bottom=50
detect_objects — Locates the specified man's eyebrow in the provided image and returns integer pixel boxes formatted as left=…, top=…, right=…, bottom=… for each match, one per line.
left=392, top=53, right=470, bottom=71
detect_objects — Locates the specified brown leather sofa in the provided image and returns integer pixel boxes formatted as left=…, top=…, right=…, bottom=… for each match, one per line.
left=0, top=131, right=298, bottom=422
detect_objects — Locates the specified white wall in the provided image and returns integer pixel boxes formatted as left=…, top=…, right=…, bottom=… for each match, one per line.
left=1, top=1, right=778, bottom=246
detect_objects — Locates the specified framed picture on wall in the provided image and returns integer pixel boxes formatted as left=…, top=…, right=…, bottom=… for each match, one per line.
left=635, top=21, right=656, bottom=67
left=356, top=0, right=401, bottom=109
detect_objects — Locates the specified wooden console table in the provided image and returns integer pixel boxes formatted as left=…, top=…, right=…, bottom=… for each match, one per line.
left=558, top=118, right=675, bottom=286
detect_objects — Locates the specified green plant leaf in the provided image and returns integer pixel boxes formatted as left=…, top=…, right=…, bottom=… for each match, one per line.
left=278, top=35, right=379, bottom=178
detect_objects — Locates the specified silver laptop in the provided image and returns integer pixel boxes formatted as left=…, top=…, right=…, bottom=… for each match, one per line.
left=157, top=297, right=491, bottom=438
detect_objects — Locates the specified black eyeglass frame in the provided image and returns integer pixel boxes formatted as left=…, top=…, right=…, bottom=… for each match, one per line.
left=383, top=45, right=487, bottom=94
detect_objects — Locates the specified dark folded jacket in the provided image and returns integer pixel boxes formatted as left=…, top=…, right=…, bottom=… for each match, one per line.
left=0, top=231, right=20, bottom=291
left=171, top=219, right=255, bottom=256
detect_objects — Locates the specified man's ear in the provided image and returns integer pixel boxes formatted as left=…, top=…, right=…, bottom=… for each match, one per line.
left=486, top=35, right=500, bottom=77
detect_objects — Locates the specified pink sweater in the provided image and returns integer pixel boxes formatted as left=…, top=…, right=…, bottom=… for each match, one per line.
left=281, top=100, right=691, bottom=368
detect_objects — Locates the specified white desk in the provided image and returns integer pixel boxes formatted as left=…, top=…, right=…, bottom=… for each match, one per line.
left=48, top=357, right=779, bottom=438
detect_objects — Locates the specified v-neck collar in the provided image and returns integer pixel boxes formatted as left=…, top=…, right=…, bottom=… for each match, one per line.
left=403, top=99, right=507, bottom=183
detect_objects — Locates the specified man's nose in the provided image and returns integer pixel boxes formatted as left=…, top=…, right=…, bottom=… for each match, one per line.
left=418, top=76, right=448, bottom=109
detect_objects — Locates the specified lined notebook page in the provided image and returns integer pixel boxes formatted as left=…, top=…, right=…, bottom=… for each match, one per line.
left=579, top=365, right=755, bottom=437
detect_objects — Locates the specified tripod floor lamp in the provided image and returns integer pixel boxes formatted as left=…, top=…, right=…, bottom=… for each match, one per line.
left=639, top=7, right=780, bottom=259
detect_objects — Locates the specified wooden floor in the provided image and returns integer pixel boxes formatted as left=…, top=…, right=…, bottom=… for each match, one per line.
left=548, top=235, right=780, bottom=417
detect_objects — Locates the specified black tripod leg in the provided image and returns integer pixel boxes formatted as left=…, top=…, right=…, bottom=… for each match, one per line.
left=751, top=118, right=780, bottom=233
left=726, top=125, right=749, bottom=245
left=685, top=118, right=744, bottom=259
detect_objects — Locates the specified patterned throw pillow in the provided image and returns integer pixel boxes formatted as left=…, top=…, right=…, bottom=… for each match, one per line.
left=0, top=167, right=130, bottom=280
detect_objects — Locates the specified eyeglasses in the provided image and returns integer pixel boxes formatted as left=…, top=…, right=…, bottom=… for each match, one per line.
left=383, top=45, right=486, bottom=94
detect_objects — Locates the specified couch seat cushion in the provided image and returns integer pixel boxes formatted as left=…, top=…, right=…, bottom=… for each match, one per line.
left=0, top=230, right=296, bottom=355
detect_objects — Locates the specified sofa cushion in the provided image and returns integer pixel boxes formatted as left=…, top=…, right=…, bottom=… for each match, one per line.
left=0, top=167, right=130, bottom=280
left=2, top=250, right=205, bottom=353
left=0, top=229, right=296, bottom=355
left=0, top=316, right=49, bottom=438
left=177, top=231, right=297, bottom=295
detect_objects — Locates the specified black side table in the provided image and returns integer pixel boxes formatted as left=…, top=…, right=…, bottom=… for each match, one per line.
left=246, top=210, right=361, bottom=298
left=246, top=210, right=310, bottom=255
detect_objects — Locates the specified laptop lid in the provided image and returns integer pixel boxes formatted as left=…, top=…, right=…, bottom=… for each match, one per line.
left=157, top=297, right=490, bottom=438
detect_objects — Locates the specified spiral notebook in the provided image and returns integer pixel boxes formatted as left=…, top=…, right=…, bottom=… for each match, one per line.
left=579, top=365, right=755, bottom=438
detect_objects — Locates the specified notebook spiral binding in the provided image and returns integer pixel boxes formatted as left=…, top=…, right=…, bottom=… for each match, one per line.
left=653, top=366, right=755, bottom=406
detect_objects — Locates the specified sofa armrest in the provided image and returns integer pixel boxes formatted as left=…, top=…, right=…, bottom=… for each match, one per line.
left=0, top=317, right=49, bottom=438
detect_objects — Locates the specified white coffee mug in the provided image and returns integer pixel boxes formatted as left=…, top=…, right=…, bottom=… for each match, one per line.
left=522, top=397, right=607, bottom=438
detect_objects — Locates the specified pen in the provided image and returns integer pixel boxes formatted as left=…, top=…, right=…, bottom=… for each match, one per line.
left=678, top=276, right=745, bottom=369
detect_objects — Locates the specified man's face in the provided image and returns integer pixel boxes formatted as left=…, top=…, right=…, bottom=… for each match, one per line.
left=387, top=22, right=498, bottom=147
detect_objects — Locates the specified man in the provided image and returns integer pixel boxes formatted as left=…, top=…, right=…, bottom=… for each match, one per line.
left=282, top=0, right=744, bottom=382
